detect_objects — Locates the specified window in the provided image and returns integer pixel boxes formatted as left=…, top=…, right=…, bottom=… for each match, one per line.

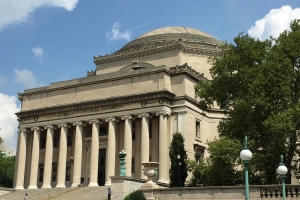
left=66, top=161, right=71, bottom=181
left=132, top=124, right=136, bottom=141
left=38, top=164, right=44, bottom=182
left=67, top=130, right=73, bottom=147
left=131, top=158, right=135, bottom=173
left=196, top=121, right=201, bottom=139
left=99, top=126, right=108, bottom=136
left=40, top=133, right=46, bottom=149
left=52, top=162, right=57, bottom=182
left=53, top=130, right=59, bottom=148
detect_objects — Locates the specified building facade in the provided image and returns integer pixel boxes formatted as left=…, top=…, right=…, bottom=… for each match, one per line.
left=14, top=26, right=224, bottom=189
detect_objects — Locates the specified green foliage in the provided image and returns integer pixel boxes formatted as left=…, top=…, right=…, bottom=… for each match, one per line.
left=196, top=19, right=300, bottom=184
left=187, top=138, right=243, bottom=186
left=169, top=132, right=188, bottom=187
left=124, top=189, right=146, bottom=200
left=0, top=155, right=15, bottom=187
left=0, top=137, right=3, bottom=144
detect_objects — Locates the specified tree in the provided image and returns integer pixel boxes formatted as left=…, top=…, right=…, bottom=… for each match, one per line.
left=196, top=19, right=300, bottom=184
left=0, top=137, right=2, bottom=144
left=169, top=132, right=188, bottom=187
left=0, top=155, right=15, bottom=187
left=187, top=138, right=243, bottom=186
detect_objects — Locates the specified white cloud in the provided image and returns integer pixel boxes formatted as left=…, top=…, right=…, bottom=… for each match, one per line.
left=0, top=93, right=20, bottom=154
left=0, top=0, right=79, bottom=32
left=31, top=46, right=44, bottom=61
left=14, top=68, right=44, bottom=89
left=106, top=22, right=131, bottom=41
left=248, top=5, right=300, bottom=40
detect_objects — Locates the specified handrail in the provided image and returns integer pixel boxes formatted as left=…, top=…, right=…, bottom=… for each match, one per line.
left=30, top=186, right=81, bottom=200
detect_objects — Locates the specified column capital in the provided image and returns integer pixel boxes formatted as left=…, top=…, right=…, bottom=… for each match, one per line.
left=121, top=115, right=135, bottom=120
left=138, top=113, right=150, bottom=118
left=31, top=126, right=43, bottom=131
left=44, top=125, right=56, bottom=130
left=73, top=121, right=86, bottom=126
left=105, top=117, right=119, bottom=123
left=156, top=110, right=171, bottom=116
left=18, top=128, right=28, bottom=133
left=89, top=119, right=102, bottom=124
left=58, top=123, right=71, bottom=128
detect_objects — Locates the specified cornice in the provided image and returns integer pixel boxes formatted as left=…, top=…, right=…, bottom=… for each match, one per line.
left=16, top=90, right=175, bottom=118
left=93, top=39, right=222, bottom=65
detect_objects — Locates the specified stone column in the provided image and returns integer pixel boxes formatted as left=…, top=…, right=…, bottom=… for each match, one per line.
left=156, top=111, right=170, bottom=183
left=72, top=121, right=84, bottom=187
left=15, top=129, right=28, bottom=189
left=138, top=113, right=150, bottom=179
left=56, top=123, right=69, bottom=188
left=121, top=115, right=133, bottom=177
left=28, top=127, right=42, bottom=189
left=42, top=125, right=55, bottom=188
left=88, top=119, right=101, bottom=187
left=105, top=117, right=117, bottom=185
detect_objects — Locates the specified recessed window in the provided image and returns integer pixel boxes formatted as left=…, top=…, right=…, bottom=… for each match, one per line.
left=53, top=130, right=59, bottom=148
left=149, top=121, right=152, bottom=139
left=66, top=162, right=71, bottom=181
left=52, top=162, right=57, bottom=182
left=40, top=133, right=46, bottom=149
left=196, top=121, right=201, bottom=139
left=38, top=163, right=44, bottom=183
left=132, top=124, right=136, bottom=141
left=131, top=158, right=135, bottom=173
left=67, top=129, right=73, bottom=147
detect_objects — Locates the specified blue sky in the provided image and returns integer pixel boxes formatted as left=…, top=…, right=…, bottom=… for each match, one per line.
left=0, top=0, right=299, bottom=152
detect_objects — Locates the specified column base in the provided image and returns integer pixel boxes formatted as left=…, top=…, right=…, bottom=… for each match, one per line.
left=15, top=186, right=24, bottom=190
left=27, top=185, right=38, bottom=189
left=55, top=184, right=66, bottom=188
left=105, top=182, right=111, bottom=186
left=88, top=182, right=99, bottom=187
left=41, top=184, right=52, bottom=189
left=157, top=179, right=169, bottom=184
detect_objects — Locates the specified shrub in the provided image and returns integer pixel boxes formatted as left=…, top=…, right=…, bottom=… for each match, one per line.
left=124, top=189, right=146, bottom=200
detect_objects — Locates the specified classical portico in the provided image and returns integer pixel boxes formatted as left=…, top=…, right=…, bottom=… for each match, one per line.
left=14, top=26, right=224, bottom=189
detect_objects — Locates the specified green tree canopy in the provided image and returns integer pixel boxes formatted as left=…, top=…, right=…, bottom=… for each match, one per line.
left=196, top=19, right=300, bottom=184
left=0, top=155, right=15, bottom=188
left=188, top=138, right=243, bottom=186
left=169, top=132, right=188, bottom=187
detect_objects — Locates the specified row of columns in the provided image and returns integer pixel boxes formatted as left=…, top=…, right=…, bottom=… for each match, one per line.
left=15, top=111, right=170, bottom=189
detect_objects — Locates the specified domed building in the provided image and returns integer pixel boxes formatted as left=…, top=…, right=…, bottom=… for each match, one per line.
left=14, top=26, right=224, bottom=189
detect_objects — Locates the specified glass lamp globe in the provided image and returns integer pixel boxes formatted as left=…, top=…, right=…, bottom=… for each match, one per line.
left=277, top=165, right=288, bottom=175
left=177, top=155, right=180, bottom=160
left=240, top=149, right=252, bottom=161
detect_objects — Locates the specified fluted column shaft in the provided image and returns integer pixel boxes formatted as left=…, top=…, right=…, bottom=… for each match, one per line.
left=138, top=113, right=150, bottom=179
left=42, top=125, right=54, bottom=188
left=157, top=111, right=170, bottom=183
left=122, top=115, right=133, bottom=177
left=105, top=117, right=117, bottom=185
left=56, top=123, right=69, bottom=188
left=28, top=127, right=42, bottom=189
left=15, top=129, right=28, bottom=189
left=89, top=119, right=101, bottom=187
left=72, top=122, right=84, bottom=187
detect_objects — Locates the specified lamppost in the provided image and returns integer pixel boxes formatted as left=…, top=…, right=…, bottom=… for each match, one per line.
left=240, top=136, right=252, bottom=200
left=277, top=155, right=288, bottom=200
left=177, top=154, right=181, bottom=186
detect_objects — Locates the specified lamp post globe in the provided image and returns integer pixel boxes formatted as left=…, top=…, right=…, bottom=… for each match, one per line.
left=177, top=154, right=181, bottom=186
left=277, top=155, right=288, bottom=200
left=240, top=136, right=252, bottom=200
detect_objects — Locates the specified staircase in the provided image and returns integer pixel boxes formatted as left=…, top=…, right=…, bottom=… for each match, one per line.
left=0, top=186, right=110, bottom=200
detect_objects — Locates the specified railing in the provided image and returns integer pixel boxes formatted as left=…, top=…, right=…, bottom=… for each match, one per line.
left=260, top=185, right=300, bottom=199
left=30, top=187, right=81, bottom=200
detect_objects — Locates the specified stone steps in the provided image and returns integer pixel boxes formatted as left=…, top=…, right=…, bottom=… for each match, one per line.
left=54, top=186, right=109, bottom=200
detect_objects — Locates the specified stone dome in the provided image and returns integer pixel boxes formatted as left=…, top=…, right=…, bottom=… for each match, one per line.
left=121, top=26, right=223, bottom=50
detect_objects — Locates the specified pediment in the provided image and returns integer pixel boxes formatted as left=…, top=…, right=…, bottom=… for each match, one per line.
left=120, top=61, right=155, bottom=71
